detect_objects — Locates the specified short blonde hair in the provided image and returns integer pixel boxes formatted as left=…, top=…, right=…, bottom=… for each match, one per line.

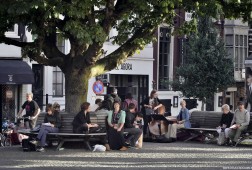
left=221, top=104, right=230, bottom=111
left=180, top=100, right=186, bottom=105
left=26, top=92, right=33, bottom=98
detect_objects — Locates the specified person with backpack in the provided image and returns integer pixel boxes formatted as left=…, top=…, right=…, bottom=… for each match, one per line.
left=122, top=93, right=138, bottom=112
left=228, top=101, right=250, bottom=146
left=17, top=92, right=40, bottom=129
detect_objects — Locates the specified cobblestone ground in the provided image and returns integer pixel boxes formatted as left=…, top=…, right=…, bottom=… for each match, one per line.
left=0, top=142, right=252, bottom=170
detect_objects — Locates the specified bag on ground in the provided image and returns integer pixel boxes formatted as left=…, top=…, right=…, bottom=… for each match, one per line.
left=22, top=138, right=36, bottom=152
left=217, top=131, right=225, bottom=145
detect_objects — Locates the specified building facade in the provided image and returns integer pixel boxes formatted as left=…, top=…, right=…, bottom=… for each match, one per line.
left=0, top=24, right=34, bottom=126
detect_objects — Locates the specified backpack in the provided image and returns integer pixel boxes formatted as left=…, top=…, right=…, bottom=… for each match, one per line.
left=22, top=138, right=36, bottom=152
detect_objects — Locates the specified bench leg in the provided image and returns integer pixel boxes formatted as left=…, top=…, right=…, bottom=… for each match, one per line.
left=56, top=139, right=65, bottom=151
left=184, top=133, right=200, bottom=142
left=84, top=140, right=92, bottom=151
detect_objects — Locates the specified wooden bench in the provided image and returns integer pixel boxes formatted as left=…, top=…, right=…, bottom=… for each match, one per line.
left=182, top=111, right=252, bottom=145
left=18, top=111, right=108, bottom=150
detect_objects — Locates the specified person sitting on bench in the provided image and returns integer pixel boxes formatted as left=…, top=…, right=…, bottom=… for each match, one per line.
left=124, top=103, right=143, bottom=148
left=30, top=103, right=61, bottom=152
left=165, top=100, right=191, bottom=142
left=228, top=101, right=250, bottom=146
left=72, top=102, right=99, bottom=133
left=107, top=101, right=128, bottom=151
left=216, top=104, right=233, bottom=142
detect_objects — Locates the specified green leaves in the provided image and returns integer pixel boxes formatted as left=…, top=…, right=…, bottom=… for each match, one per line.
left=172, top=17, right=234, bottom=101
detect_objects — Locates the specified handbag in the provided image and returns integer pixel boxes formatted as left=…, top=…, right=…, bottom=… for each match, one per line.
left=145, top=108, right=154, bottom=115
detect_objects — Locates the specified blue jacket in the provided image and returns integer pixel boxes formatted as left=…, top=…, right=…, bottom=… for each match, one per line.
left=177, top=108, right=191, bottom=128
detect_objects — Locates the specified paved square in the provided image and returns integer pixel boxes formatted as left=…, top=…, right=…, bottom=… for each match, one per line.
left=0, top=142, right=252, bottom=170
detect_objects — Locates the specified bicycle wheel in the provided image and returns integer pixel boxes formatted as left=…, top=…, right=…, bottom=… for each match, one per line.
left=4, top=137, right=11, bottom=146
left=0, top=134, right=6, bottom=147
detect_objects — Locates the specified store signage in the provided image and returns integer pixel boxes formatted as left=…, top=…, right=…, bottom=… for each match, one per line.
left=8, top=75, right=13, bottom=82
left=115, top=63, right=133, bottom=70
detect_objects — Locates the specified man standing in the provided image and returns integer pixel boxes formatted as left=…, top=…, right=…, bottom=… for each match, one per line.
left=18, top=93, right=40, bottom=129
left=228, top=101, right=250, bottom=146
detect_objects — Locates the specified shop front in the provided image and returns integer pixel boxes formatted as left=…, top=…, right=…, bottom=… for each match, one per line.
left=0, top=59, right=34, bottom=132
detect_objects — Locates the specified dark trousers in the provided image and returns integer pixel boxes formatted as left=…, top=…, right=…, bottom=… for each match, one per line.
left=143, top=114, right=151, bottom=135
left=37, top=125, right=59, bottom=147
left=107, top=127, right=125, bottom=150
left=73, top=125, right=88, bottom=133
left=124, top=128, right=142, bottom=146
left=24, top=116, right=38, bottom=129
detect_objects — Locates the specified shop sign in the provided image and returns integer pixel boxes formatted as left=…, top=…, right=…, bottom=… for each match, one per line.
left=115, top=63, right=133, bottom=70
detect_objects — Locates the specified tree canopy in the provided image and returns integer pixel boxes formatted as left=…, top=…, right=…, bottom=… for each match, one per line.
left=172, top=17, right=234, bottom=110
left=0, top=0, right=251, bottom=113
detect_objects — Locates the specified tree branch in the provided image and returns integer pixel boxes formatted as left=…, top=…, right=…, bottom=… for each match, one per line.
left=92, top=22, right=156, bottom=77
left=0, top=36, right=35, bottom=48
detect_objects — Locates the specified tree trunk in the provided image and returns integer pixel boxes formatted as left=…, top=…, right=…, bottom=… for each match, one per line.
left=64, top=66, right=91, bottom=114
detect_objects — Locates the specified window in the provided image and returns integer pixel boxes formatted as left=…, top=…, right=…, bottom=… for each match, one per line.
left=225, top=35, right=234, bottom=46
left=225, top=34, right=248, bottom=71
left=53, top=67, right=64, bottom=97
left=56, top=36, right=65, bottom=53
left=158, top=27, right=171, bottom=90
left=52, top=35, right=65, bottom=97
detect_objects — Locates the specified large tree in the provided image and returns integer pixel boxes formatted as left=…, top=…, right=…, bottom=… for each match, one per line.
left=172, top=16, right=234, bottom=110
left=0, top=0, right=251, bottom=113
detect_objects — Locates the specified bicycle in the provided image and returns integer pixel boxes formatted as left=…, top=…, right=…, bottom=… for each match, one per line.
left=0, top=119, right=16, bottom=147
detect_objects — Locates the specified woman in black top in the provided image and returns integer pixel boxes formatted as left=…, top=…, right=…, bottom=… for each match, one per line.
left=141, top=90, right=163, bottom=136
left=72, top=102, right=98, bottom=133
left=217, top=104, right=233, bottom=138
left=30, top=103, right=61, bottom=152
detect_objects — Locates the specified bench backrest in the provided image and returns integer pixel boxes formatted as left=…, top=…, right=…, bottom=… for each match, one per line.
left=190, top=111, right=252, bottom=131
left=36, top=111, right=108, bottom=133
left=190, top=111, right=223, bottom=128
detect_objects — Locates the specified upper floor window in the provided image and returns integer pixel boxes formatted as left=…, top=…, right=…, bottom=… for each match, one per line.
left=225, top=34, right=248, bottom=71
left=158, top=27, right=171, bottom=90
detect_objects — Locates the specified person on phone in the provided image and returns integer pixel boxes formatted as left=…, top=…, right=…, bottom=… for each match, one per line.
left=216, top=104, right=233, bottom=143
left=17, top=92, right=40, bottom=129
left=30, top=103, right=61, bottom=152
left=72, top=102, right=98, bottom=133
left=228, top=101, right=250, bottom=146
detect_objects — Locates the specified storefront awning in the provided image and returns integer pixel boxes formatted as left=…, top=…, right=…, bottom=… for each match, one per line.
left=0, top=59, right=34, bottom=84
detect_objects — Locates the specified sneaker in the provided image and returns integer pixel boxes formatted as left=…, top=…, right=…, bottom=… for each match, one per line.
left=36, top=147, right=45, bottom=152
left=119, top=146, right=128, bottom=151
left=229, top=141, right=237, bottom=147
left=125, top=142, right=131, bottom=148
left=29, top=140, right=38, bottom=146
